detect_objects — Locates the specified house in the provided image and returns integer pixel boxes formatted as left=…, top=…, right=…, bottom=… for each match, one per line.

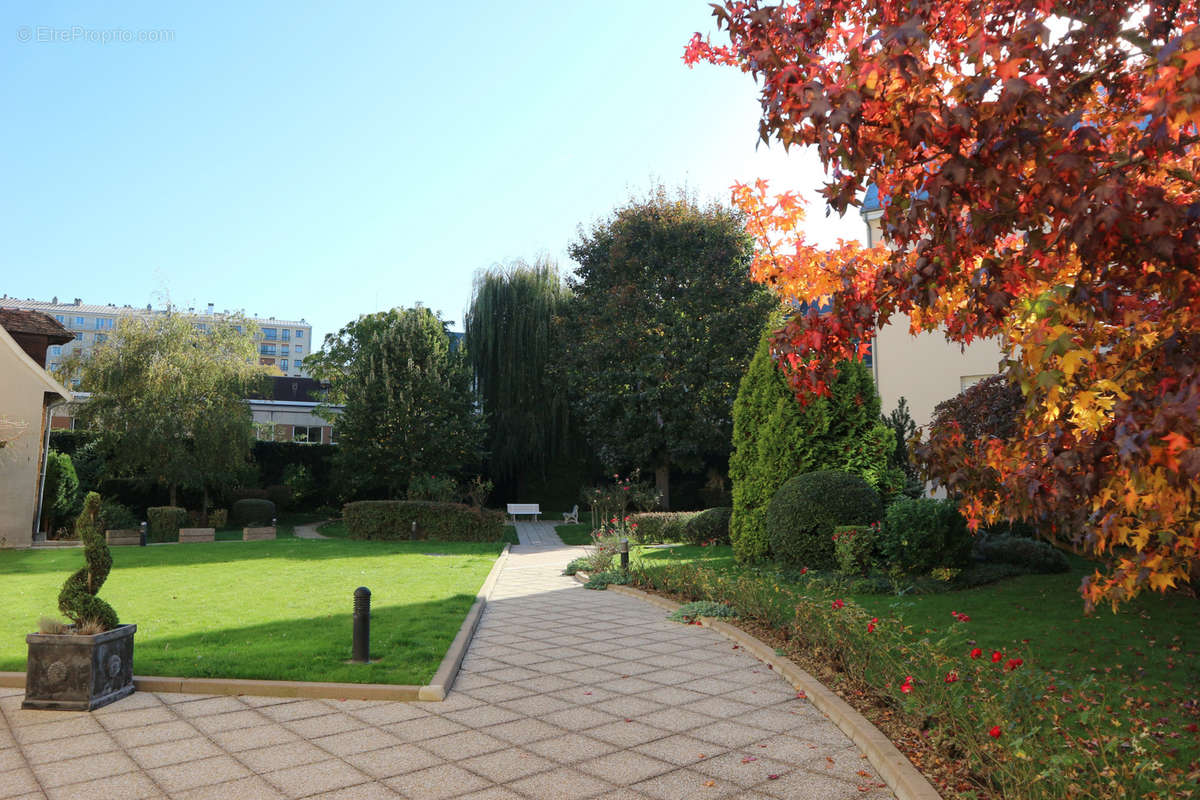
left=862, top=190, right=1004, bottom=429
left=0, top=312, right=73, bottom=547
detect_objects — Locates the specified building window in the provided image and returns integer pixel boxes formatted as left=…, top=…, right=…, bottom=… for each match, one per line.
left=74, top=316, right=85, bottom=328
left=50, top=345, right=62, bottom=357
left=94, top=318, right=113, bottom=330
left=293, top=425, right=322, bottom=444
left=49, top=361, right=59, bottom=371
left=254, top=422, right=276, bottom=441
left=960, top=374, right=994, bottom=392
left=260, top=344, right=276, bottom=356
left=55, top=314, right=64, bottom=323
left=95, top=334, right=107, bottom=344
left=280, top=344, right=289, bottom=354
left=262, top=328, right=277, bottom=340
left=281, top=330, right=290, bottom=341
left=295, top=330, right=304, bottom=339
left=74, top=332, right=83, bottom=341
left=295, top=345, right=303, bottom=354
left=281, top=358, right=289, bottom=371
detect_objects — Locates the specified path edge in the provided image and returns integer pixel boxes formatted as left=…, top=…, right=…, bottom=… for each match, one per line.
left=0, top=543, right=513, bottom=704
left=576, top=577, right=942, bottom=800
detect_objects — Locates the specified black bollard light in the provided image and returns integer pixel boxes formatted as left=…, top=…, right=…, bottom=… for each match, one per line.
left=619, top=538, right=630, bottom=572
left=139, top=521, right=147, bottom=547
left=352, top=587, right=371, bottom=663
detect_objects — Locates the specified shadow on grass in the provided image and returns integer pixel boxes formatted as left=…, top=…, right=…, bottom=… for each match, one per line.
left=0, top=538, right=504, bottom=576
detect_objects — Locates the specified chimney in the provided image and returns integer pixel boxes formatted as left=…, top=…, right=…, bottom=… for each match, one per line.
left=52, top=296, right=58, bottom=304
left=206, top=303, right=214, bottom=314
left=73, top=298, right=81, bottom=306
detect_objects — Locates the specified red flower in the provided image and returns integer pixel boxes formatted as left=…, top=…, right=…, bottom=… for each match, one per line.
left=867, top=617, right=877, bottom=633
left=970, top=648, right=982, bottom=659
left=832, top=599, right=845, bottom=610
left=900, top=675, right=914, bottom=694
left=989, top=725, right=1002, bottom=738
left=991, top=651, right=1003, bottom=663
left=799, top=567, right=808, bottom=575
left=951, top=611, right=971, bottom=622
left=1005, top=658, right=1024, bottom=671
left=945, top=671, right=958, bottom=683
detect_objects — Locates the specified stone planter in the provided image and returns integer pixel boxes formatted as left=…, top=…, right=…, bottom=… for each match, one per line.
left=23, top=624, right=137, bottom=711
left=105, top=529, right=141, bottom=546
left=243, top=526, right=276, bottom=541
left=179, top=527, right=215, bottom=543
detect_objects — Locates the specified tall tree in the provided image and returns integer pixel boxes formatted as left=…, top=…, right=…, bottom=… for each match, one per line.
left=565, top=186, right=776, bottom=508
left=67, top=313, right=266, bottom=511
left=306, top=307, right=485, bottom=499
left=465, top=258, right=573, bottom=492
left=687, top=1, right=1200, bottom=608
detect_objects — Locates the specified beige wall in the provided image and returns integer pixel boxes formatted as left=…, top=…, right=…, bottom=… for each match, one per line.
left=864, top=212, right=1004, bottom=429
left=0, top=327, right=70, bottom=547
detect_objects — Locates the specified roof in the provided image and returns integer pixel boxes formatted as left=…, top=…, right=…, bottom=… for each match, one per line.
left=0, top=324, right=71, bottom=402
left=0, top=308, right=73, bottom=344
left=0, top=297, right=311, bottom=328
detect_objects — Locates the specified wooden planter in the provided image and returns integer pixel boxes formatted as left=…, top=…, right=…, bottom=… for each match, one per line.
left=23, top=624, right=137, bottom=711
left=105, top=529, right=141, bottom=546
left=243, top=527, right=276, bottom=541
left=179, top=527, right=215, bottom=543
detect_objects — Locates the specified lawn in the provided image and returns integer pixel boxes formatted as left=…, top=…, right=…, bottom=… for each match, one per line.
left=316, top=520, right=519, bottom=545
left=1, top=538, right=502, bottom=685
left=555, top=523, right=594, bottom=545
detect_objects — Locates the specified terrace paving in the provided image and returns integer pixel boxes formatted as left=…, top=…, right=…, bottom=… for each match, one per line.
left=0, top=522, right=896, bottom=799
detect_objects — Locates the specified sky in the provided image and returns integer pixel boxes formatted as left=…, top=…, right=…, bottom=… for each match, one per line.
left=1, top=1, right=867, bottom=346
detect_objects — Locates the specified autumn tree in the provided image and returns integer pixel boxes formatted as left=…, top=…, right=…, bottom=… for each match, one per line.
left=565, top=186, right=776, bottom=509
left=67, top=313, right=266, bottom=513
left=306, top=307, right=485, bottom=499
left=688, top=1, right=1200, bottom=608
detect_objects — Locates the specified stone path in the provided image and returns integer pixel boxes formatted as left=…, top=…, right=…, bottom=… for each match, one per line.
left=293, top=520, right=331, bottom=540
left=513, top=520, right=564, bottom=547
left=0, top=522, right=896, bottom=800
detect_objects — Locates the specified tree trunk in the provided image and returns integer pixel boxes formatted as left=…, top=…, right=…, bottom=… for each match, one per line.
left=202, top=487, right=210, bottom=524
left=655, top=463, right=671, bottom=511
left=169, top=483, right=177, bottom=507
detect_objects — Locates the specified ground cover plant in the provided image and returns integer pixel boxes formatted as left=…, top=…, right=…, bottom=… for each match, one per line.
left=2, top=539, right=502, bottom=685
left=628, top=550, right=1200, bottom=798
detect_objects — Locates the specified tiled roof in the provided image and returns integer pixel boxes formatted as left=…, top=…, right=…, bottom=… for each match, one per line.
left=0, top=308, right=73, bottom=343
left=0, top=298, right=310, bottom=328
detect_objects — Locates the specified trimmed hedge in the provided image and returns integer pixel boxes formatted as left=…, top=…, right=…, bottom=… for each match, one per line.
left=147, top=506, right=187, bottom=543
left=878, top=498, right=973, bottom=575
left=766, top=470, right=882, bottom=569
left=231, top=498, right=276, bottom=526
left=343, top=500, right=505, bottom=542
left=682, top=507, right=733, bottom=545
left=628, top=512, right=698, bottom=544
left=974, top=534, right=1070, bottom=574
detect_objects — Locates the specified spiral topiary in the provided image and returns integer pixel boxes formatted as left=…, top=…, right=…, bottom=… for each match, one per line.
left=57, top=491, right=119, bottom=631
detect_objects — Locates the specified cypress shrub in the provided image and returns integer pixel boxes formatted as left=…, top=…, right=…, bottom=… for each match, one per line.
left=766, top=470, right=882, bottom=569
left=729, top=316, right=894, bottom=563
left=877, top=498, right=973, bottom=575
left=682, top=507, right=733, bottom=545
left=58, top=492, right=119, bottom=630
left=147, top=506, right=187, bottom=543
left=343, top=500, right=505, bottom=542
left=43, top=451, right=81, bottom=535
left=231, top=498, right=276, bottom=526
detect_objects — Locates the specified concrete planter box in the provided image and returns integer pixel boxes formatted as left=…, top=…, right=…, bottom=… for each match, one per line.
left=179, top=527, right=215, bottom=543
left=243, top=527, right=276, bottom=541
left=106, top=529, right=141, bottom=546
left=23, top=624, right=137, bottom=711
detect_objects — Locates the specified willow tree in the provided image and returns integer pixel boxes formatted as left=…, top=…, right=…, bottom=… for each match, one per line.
left=465, top=258, right=572, bottom=492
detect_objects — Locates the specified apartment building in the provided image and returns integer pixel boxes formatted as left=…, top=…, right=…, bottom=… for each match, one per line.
left=861, top=190, right=1004, bottom=429
left=0, top=296, right=314, bottom=379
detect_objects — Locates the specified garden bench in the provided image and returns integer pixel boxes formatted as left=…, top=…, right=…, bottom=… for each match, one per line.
left=179, top=527, right=215, bottom=543
left=507, top=503, right=541, bottom=522
left=562, top=505, right=579, bottom=524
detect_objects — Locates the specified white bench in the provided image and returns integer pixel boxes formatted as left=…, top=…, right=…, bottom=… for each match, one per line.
left=562, top=505, right=579, bottom=524
left=507, top=503, right=541, bottom=522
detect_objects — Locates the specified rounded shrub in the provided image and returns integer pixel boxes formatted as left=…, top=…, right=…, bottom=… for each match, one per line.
left=146, top=506, right=187, bottom=543
left=683, top=507, right=733, bottom=545
left=974, top=534, right=1070, bottom=573
left=231, top=498, right=276, bottom=526
left=878, top=498, right=972, bottom=575
left=766, top=470, right=882, bottom=569
left=99, top=501, right=139, bottom=531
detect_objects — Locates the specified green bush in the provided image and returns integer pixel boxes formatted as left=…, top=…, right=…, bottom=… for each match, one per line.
left=99, top=501, right=139, bottom=531
left=231, top=498, right=276, bottom=527
left=43, top=450, right=81, bottom=535
left=878, top=498, right=972, bottom=575
left=628, top=512, right=697, bottom=543
left=406, top=474, right=460, bottom=502
left=147, top=506, right=187, bottom=543
left=682, top=507, right=733, bottom=545
left=766, top=470, right=882, bottom=570
left=974, top=534, right=1070, bottom=574
left=208, top=508, right=229, bottom=529
left=343, top=500, right=505, bottom=542
left=833, top=524, right=877, bottom=577
left=668, top=600, right=736, bottom=623
left=58, top=492, right=119, bottom=630
left=264, top=485, right=294, bottom=513
left=583, top=570, right=630, bottom=590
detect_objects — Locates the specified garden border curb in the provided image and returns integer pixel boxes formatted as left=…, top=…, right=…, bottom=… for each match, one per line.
left=0, top=543, right=513, bottom=703
left=583, top=578, right=941, bottom=800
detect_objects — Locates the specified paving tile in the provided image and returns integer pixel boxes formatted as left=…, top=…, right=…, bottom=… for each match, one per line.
left=538, top=706, right=619, bottom=732
left=457, top=748, right=557, bottom=782
left=682, top=696, right=756, bottom=720
left=384, top=716, right=467, bottom=743
left=32, top=750, right=138, bottom=788
left=525, top=733, right=620, bottom=765
left=586, top=720, right=671, bottom=748
left=420, top=729, right=509, bottom=760
left=208, top=723, right=302, bottom=752
left=146, top=753, right=251, bottom=793
left=284, top=712, right=365, bottom=739
left=43, top=771, right=160, bottom=800
left=462, top=683, right=534, bottom=704
left=93, top=706, right=176, bottom=731
left=690, top=751, right=795, bottom=787
left=263, top=757, right=373, bottom=796
left=256, top=700, right=333, bottom=723
left=630, top=767, right=740, bottom=800
left=311, top=727, right=403, bottom=757
left=575, top=750, right=676, bottom=785
left=90, top=692, right=163, bottom=713
left=13, top=716, right=103, bottom=745
left=22, top=731, right=119, bottom=765
left=633, top=734, right=721, bottom=766
left=0, top=748, right=27, bottom=772
left=442, top=704, right=524, bottom=729
left=506, top=765, right=614, bottom=800
left=344, top=744, right=443, bottom=779
left=384, top=763, right=490, bottom=800
left=127, top=736, right=223, bottom=769
left=110, top=720, right=199, bottom=748
left=237, top=740, right=331, bottom=773
left=455, top=787, right=527, bottom=800
left=591, top=695, right=666, bottom=719
left=751, top=768, right=868, bottom=799
left=347, top=701, right=432, bottom=726
left=0, top=767, right=40, bottom=797
left=312, top=782, right=404, bottom=800
left=171, top=774, right=287, bottom=800
left=497, top=693, right=575, bottom=717
left=191, top=709, right=267, bottom=734
left=482, top=718, right=564, bottom=746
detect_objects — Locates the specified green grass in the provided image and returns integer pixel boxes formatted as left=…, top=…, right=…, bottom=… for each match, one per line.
left=2, top=538, right=502, bottom=685
left=316, top=520, right=349, bottom=538
left=555, top=523, right=593, bottom=545
left=501, top=526, right=518, bottom=545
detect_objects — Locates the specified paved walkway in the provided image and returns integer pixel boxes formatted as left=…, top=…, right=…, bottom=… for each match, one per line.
left=513, top=520, right=564, bottom=547
left=293, top=521, right=331, bottom=540
left=0, top=522, right=895, bottom=800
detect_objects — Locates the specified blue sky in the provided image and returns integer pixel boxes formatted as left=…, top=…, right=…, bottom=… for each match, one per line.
left=1, top=1, right=866, bottom=346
